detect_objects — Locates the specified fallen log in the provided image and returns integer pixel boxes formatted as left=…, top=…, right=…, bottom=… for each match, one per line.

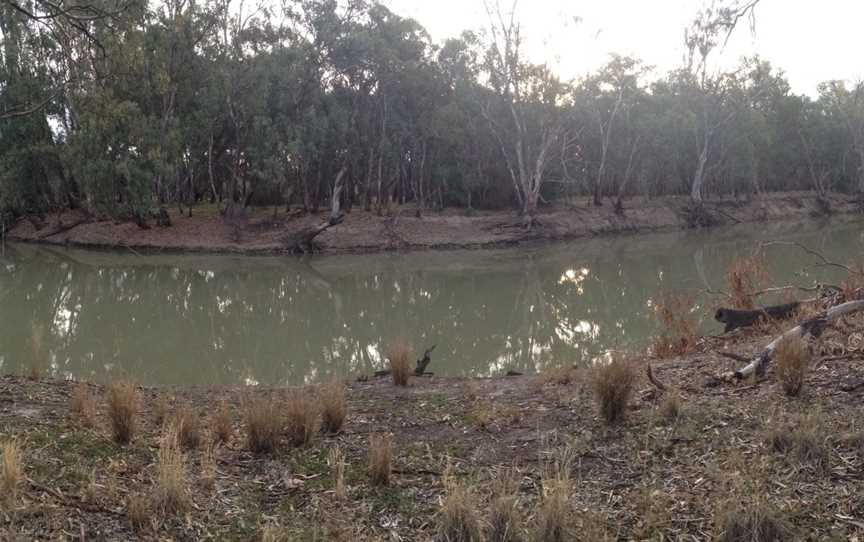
left=727, top=299, right=864, bottom=381
left=38, top=217, right=90, bottom=239
left=714, top=301, right=801, bottom=333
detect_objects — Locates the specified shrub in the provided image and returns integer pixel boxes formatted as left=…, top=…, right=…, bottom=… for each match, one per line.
left=175, top=405, right=202, bottom=449
left=1, top=440, right=22, bottom=510
left=651, top=293, right=699, bottom=358
left=107, top=380, right=138, bottom=444
left=437, top=475, right=484, bottom=542
left=244, top=395, right=282, bottom=454
left=127, top=493, right=149, bottom=531
left=386, top=341, right=413, bottom=387
left=592, top=357, right=636, bottom=425
left=211, top=401, right=233, bottom=444
left=153, top=424, right=188, bottom=516
left=773, top=336, right=810, bottom=397
left=368, top=433, right=392, bottom=486
left=285, top=389, right=321, bottom=447
left=70, top=382, right=97, bottom=427
left=320, top=379, right=347, bottom=434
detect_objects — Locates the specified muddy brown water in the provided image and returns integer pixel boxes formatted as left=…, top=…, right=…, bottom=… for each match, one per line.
left=0, top=218, right=862, bottom=386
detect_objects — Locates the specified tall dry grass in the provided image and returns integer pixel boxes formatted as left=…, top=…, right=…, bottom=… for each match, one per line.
left=437, top=467, right=484, bottom=542
left=211, top=401, right=233, bottom=444
left=368, top=433, right=392, bottom=486
left=153, top=423, right=188, bottom=516
left=70, top=382, right=97, bottom=427
left=592, top=357, right=636, bottom=425
left=651, top=293, right=699, bottom=359
left=175, top=405, right=202, bottom=449
left=726, top=254, right=770, bottom=310
left=107, top=380, right=138, bottom=444
left=285, top=389, right=321, bottom=447
left=385, top=341, right=413, bottom=387
left=774, top=336, right=810, bottom=397
left=328, top=446, right=347, bottom=500
left=487, top=469, right=522, bottom=542
left=319, top=379, right=347, bottom=434
left=1, top=440, right=22, bottom=510
left=535, top=450, right=575, bottom=542
left=244, top=395, right=282, bottom=454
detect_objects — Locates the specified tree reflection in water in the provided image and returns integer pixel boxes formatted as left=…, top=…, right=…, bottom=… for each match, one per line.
left=0, top=219, right=858, bottom=386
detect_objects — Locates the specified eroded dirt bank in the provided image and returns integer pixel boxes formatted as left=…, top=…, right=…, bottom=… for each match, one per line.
left=3, top=313, right=864, bottom=540
left=6, top=192, right=860, bottom=255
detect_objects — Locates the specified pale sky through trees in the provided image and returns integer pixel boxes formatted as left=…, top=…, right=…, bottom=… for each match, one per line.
left=385, top=0, right=863, bottom=96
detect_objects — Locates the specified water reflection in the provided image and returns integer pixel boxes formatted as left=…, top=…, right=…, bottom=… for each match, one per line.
left=0, top=218, right=861, bottom=386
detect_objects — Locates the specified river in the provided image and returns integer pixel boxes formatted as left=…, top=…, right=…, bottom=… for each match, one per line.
left=0, top=217, right=861, bottom=386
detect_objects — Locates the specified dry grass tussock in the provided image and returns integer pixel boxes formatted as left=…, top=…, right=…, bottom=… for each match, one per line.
left=244, top=395, right=282, bottom=454
left=154, top=423, right=188, bottom=516
left=765, top=414, right=829, bottom=472
left=70, top=382, right=97, bottom=427
left=726, top=254, right=770, bottom=310
left=592, top=356, right=637, bottom=425
left=211, top=401, right=233, bottom=444
left=285, top=389, right=321, bottom=447
left=658, top=391, right=682, bottom=423
left=154, top=394, right=172, bottom=426
left=773, top=336, right=810, bottom=397
left=107, top=380, right=138, bottom=444
left=535, top=449, right=575, bottom=542
left=368, top=433, right=392, bottom=486
left=175, top=405, right=202, bottom=449
left=386, top=341, right=413, bottom=386
left=652, top=293, right=699, bottom=358
left=487, top=469, right=522, bottom=542
left=200, top=442, right=217, bottom=491
left=436, top=466, right=484, bottom=542
left=716, top=497, right=791, bottom=542
left=1, top=440, right=22, bottom=510
left=127, top=493, right=149, bottom=531
left=319, top=379, right=347, bottom=434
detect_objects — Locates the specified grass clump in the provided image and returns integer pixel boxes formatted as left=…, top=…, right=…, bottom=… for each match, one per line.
left=153, top=424, right=188, bottom=516
left=437, top=469, right=484, bottom=542
left=487, top=469, right=522, bottom=542
left=368, top=433, right=393, bottom=486
left=773, top=336, right=810, bottom=397
left=765, top=414, right=829, bottom=472
left=319, top=379, right=347, bottom=434
left=70, top=382, right=97, bottom=427
left=592, top=356, right=636, bottom=425
left=386, top=341, right=413, bottom=387
left=651, top=293, right=699, bottom=358
left=107, top=380, right=138, bottom=444
left=1, top=440, right=22, bottom=510
left=658, top=391, right=682, bottom=423
left=127, top=493, right=149, bottom=531
left=534, top=454, right=574, bottom=542
left=175, top=405, right=202, bottom=449
left=211, top=401, right=233, bottom=444
left=285, top=389, right=321, bottom=447
left=716, top=500, right=791, bottom=542
left=154, top=394, right=172, bottom=426
left=244, top=395, right=282, bottom=454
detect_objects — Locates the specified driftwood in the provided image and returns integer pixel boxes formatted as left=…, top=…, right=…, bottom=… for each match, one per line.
left=38, top=217, right=90, bottom=239
left=727, top=299, right=864, bottom=380
left=281, top=167, right=346, bottom=254
left=714, top=301, right=800, bottom=333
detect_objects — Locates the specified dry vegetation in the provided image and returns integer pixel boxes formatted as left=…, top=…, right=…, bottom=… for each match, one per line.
left=243, top=394, right=282, bottom=454
left=592, top=356, right=636, bottom=425
left=1, top=440, right=22, bottom=510
left=386, top=341, right=413, bottom=387
left=773, top=336, right=810, bottom=397
left=651, top=293, right=699, bottom=358
left=368, top=433, right=392, bottom=486
left=210, top=401, right=233, bottom=444
left=285, top=389, right=321, bottom=447
left=726, top=254, right=771, bottom=310
left=174, top=405, right=202, bottom=449
left=154, top=424, right=188, bottom=516
left=436, top=471, right=484, bottom=542
left=107, top=380, right=138, bottom=444
left=70, top=382, right=97, bottom=427
left=320, top=379, right=348, bottom=433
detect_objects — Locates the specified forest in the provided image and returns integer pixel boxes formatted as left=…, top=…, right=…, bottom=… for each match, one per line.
left=2, top=0, right=864, bottom=230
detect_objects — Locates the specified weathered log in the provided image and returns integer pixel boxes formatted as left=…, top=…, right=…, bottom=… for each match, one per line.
left=414, top=345, right=436, bottom=376
left=714, top=301, right=801, bottom=333
left=728, top=299, right=864, bottom=380
left=281, top=167, right=346, bottom=254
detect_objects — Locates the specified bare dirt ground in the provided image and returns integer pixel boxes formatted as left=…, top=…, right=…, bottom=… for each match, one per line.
left=7, top=192, right=860, bottom=255
left=3, top=309, right=864, bottom=540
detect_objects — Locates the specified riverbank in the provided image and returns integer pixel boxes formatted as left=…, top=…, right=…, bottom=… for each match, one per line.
left=3, top=316, right=864, bottom=540
left=6, top=192, right=860, bottom=255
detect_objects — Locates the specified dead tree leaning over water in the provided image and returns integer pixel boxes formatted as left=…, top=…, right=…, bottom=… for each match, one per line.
left=281, top=167, right=347, bottom=254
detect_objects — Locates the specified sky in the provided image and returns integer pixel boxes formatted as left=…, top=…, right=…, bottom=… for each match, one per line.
left=383, top=0, right=864, bottom=96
